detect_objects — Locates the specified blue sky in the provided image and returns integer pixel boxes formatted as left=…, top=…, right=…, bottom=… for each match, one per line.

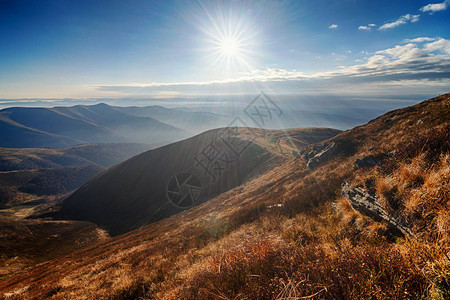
left=0, top=0, right=449, bottom=105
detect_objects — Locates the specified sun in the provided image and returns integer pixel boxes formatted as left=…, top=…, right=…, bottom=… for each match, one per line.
left=199, top=8, right=260, bottom=71
left=208, top=33, right=248, bottom=69
left=219, top=37, right=240, bottom=57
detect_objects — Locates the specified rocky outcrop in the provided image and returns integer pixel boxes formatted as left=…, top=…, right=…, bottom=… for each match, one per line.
left=353, top=156, right=379, bottom=169
left=341, top=182, right=412, bottom=237
left=307, top=142, right=336, bottom=169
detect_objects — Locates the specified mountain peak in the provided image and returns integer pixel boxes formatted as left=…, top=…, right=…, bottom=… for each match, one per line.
left=91, top=102, right=110, bottom=108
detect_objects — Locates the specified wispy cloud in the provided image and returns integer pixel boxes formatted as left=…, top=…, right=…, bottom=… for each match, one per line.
left=403, top=37, right=436, bottom=43
left=328, top=24, right=338, bottom=29
left=420, top=0, right=450, bottom=13
left=91, top=38, right=450, bottom=96
left=379, top=14, right=420, bottom=30
left=313, top=39, right=450, bottom=83
left=375, top=1, right=447, bottom=31
left=358, top=24, right=376, bottom=31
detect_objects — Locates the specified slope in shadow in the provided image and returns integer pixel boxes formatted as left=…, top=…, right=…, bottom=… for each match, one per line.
left=56, top=127, right=340, bottom=235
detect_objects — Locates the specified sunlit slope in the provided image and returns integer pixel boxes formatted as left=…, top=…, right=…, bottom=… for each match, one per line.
left=57, top=127, right=339, bottom=235
left=0, top=94, right=448, bottom=299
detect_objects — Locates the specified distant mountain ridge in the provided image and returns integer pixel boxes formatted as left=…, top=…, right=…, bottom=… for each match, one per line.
left=0, top=101, right=393, bottom=149
left=0, top=103, right=189, bottom=148
left=113, top=105, right=229, bottom=133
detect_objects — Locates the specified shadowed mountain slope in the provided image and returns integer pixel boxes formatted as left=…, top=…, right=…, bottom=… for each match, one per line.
left=0, top=115, right=79, bottom=148
left=55, top=127, right=340, bottom=235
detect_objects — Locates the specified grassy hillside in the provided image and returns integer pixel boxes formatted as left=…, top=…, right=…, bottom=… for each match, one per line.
left=0, top=219, right=108, bottom=280
left=56, top=127, right=340, bottom=235
left=0, top=94, right=447, bottom=299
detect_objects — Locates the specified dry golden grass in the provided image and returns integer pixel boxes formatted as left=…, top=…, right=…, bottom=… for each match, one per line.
left=347, top=123, right=450, bottom=298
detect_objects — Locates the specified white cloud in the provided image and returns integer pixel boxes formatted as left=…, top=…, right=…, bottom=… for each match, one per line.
left=327, top=39, right=450, bottom=79
left=411, top=14, right=420, bottom=23
left=379, top=14, right=420, bottom=30
left=329, top=24, right=338, bottom=29
left=376, top=43, right=425, bottom=60
left=359, top=23, right=377, bottom=30
left=420, top=0, right=450, bottom=13
left=423, top=38, right=450, bottom=54
left=92, top=38, right=450, bottom=95
left=246, top=68, right=306, bottom=79
left=403, top=37, right=436, bottom=43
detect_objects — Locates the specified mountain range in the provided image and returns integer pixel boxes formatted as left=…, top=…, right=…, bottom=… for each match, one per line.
left=0, top=103, right=196, bottom=148
left=0, top=100, right=397, bottom=149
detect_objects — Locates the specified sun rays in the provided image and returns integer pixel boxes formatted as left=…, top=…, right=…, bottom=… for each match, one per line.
left=197, top=4, right=261, bottom=73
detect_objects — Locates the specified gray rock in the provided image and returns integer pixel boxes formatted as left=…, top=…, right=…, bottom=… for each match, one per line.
left=341, top=182, right=412, bottom=237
